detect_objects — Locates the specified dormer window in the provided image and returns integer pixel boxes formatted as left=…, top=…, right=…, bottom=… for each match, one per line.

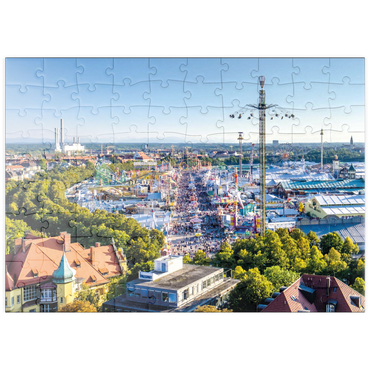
left=31, top=269, right=38, bottom=277
left=98, top=267, right=109, bottom=276
left=74, top=259, right=81, bottom=268
left=350, top=296, right=361, bottom=308
left=91, top=275, right=97, bottom=283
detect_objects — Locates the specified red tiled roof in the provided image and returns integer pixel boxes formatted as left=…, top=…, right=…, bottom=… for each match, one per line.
left=6, top=165, right=24, bottom=170
left=6, top=235, right=123, bottom=289
left=262, top=274, right=365, bottom=313
left=137, top=152, right=152, bottom=160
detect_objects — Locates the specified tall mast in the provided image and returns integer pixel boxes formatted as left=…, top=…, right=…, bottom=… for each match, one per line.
left=258, top=76, right=266, bottom=236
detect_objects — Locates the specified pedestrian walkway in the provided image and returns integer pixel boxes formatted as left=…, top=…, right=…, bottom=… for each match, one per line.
left=167, top=170, right=227, bottom=259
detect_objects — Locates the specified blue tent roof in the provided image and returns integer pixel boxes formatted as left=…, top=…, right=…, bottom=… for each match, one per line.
left=52, top=249, right=76, bottom=284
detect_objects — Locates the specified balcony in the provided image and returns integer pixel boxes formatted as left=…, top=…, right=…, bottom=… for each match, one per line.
left=40, top=289, right=57, bottom=303
left=39, top=296, right=57, bottom=303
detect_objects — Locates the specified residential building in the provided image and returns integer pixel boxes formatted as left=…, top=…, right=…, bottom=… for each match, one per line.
left=5, top=162, right=42, bottom=181
left=5, top=232, right=126, bottom=312
left=103, top=254, right=239, bottom=312
left=134, top=151, right=154, bottom=162
left=260, top=274, right=365, bottom=312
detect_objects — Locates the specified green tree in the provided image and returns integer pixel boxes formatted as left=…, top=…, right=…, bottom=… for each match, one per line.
left=58, top=300, right=97, bottom=312
left=233, top=266, right=247, bottom=280
left=351, top=277, right=365, bottom=296
left=213, top=242, right=235, bottom=269
left=280, top=235, right=299, bottom=268
left=182, top=254, right=191, bottom=264
left=39, top=158, right=47, bottom=170
left=228, top=268, right=274, bottom=312
left=76, top=283, right=100, bottom=309
left=306, top=246, right=327, bottom=274
left=264, top=231, right=288, bottom=269
left=324, top=248, right=348, bottom=276
left=341, top=237, right=359, bottom=263
left=5, top=217, right=42, bottom=254
left=296, top=237, right=310, bottom=260
left=290, top=228, right=306, bottom=241
left=126, top=237, right=161, bottom=266
left=306, top=231, right=320, bottom=247
left=106, top=276, right=127, bottom=301
left=192, top=250, right=210, bottom=266
left=195, top=305, right=232, bottom=312
left=320, top=232, right=343, bottom=255
left=275, top=228, right=289, bottom=239
left=128, top=261, right=154, bottom=281
left=264, top=266, right=300, bottom=291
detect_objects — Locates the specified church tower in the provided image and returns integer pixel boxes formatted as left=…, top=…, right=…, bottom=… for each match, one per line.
left=52, top=245, right=76, bottom=309
left=348, top=163, right=356, bottom=179
left=333, top=155, right=340, bottom=179
left=350, top=136, right=354, bottom=149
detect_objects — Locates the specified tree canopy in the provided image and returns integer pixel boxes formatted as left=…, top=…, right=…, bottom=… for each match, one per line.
left=6, top=164, right=165, bottom=282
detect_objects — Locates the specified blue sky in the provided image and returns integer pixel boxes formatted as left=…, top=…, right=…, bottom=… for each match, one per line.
left=6, top=57, right=364, bottom=144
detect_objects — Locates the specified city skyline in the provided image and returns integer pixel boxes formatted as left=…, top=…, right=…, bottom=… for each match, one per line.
left=6, top=57, right=365, bottom=144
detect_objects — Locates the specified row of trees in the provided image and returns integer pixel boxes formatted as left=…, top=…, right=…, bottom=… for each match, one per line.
left=184, top=228, right=365, bottom=311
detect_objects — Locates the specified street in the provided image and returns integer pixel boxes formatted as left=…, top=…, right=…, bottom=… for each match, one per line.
left=167, top=170, right=227, bottom=259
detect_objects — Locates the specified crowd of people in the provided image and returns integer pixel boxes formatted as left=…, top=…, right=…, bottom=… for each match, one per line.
left=168, top=170, right=228, bottom=259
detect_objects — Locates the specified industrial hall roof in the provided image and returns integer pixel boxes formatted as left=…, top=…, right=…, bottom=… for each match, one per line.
left=278, top=178, right=364, bottom=191
left=313, top=195, right=365, bottom=206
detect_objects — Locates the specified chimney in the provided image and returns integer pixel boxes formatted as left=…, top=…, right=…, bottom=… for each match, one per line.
left=326, top=276, right=331, bottom=296
left=55, top=128, right=58, bottom=148
left=14, top=238, right=22, bottom=254
left=64, top=233, right=71, bottom=252
left=60, top=119, right=64, bottom=147
left=60, top=232, right=71, bottom=252
left=22, top=239, right=27, bottom=253
left=95, top=242, right=101, bottom=248
left=90, top=246, right=96, bottom=266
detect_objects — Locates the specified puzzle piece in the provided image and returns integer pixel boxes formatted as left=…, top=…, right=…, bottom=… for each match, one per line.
left=5, top=57, right=366, bottom=314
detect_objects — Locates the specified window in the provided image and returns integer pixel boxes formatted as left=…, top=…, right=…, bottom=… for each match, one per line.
left=41, top=289, right=56, bottom=301
left=183, top=289, right=189, bottom=301
left=17, top=295, right=20, bottom=304
left=207, top=279, right=211, bottom=287
left=40, top=305, right=51, bottom=312
left=11, top=297, right=14, bottom=306
left=141, top=289, right=148, bottom=298
left=161, top=263, right=167, bottom=272
left=326, top=304, right=335, bottom=312
left=169, top=293, right=177, bottom=303
left=162, top=292, right=169, bottom=302
left=60, top=297, right=63, bottom=303
left=29, top=309, right=36, bottom=312
left=24, top=286, right=37, bottom=301
left=333, top=287, right=337, bottom=292
left=5, top=297, right=7, bottom=307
